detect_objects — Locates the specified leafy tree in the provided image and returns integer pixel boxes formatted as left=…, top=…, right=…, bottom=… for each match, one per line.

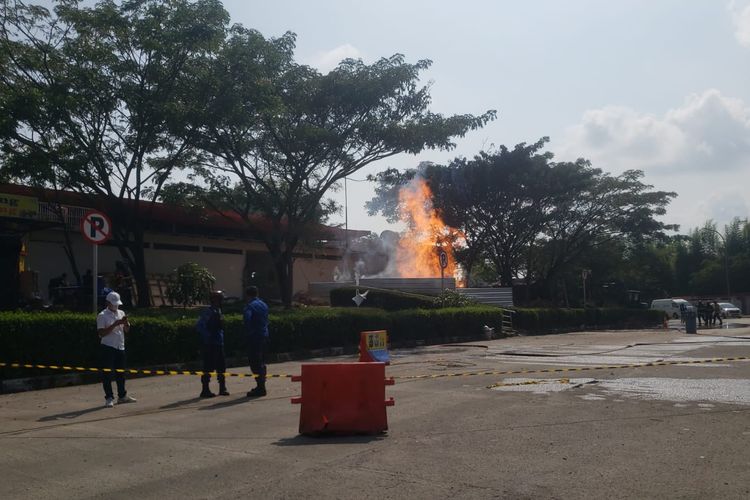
left=368, top=140, right=677, bottom=304
left=181, top=42, right=496, bottom=306
left=530, top=165, right=676, bottom=299
left=0, top=0, right=229, bottom=306
left=368, top=140, right=557, bottom=286
left=166, top=262, right=216, bottom=307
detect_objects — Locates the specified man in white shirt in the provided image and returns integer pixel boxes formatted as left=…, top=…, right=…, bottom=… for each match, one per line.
left=97, top=291, right=136, bottom=408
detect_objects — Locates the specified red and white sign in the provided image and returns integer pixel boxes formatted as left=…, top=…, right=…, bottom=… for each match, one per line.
left=438, top=250, right=448, bottom=270
left=80, top=210, right=112, bottom=245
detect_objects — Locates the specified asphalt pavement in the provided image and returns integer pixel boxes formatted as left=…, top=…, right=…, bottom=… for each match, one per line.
left=1, top=319, right=749, bottom=499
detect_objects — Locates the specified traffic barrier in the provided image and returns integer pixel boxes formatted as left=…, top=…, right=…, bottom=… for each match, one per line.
left=359, top=330, right=390, bottom=364
left=291, top=362, right=395, bottom=435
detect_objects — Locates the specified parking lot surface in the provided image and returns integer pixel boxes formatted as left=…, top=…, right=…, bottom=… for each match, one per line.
left=2, top=320, right=749, bottom=499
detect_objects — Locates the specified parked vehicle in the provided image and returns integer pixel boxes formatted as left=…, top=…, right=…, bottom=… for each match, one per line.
left=650, top=298, right=690, bottom=319
left=718, top=302, right=742, bottom=318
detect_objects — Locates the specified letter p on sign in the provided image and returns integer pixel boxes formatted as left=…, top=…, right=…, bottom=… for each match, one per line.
left=81, top=211, right=112, bottom=245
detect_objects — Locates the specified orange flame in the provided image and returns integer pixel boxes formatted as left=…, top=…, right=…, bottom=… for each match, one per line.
left=395, top=178, right=465, bottom=284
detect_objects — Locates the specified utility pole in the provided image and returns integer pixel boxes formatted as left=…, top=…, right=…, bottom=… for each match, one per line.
left=582, top=269, right=590, bottom=307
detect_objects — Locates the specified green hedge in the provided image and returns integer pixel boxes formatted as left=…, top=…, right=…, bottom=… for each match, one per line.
left=330, top=286, right=437, bottom=310
left=0, top=307, right=661, bottom=379
left=511, top=307, right=662, bottom=332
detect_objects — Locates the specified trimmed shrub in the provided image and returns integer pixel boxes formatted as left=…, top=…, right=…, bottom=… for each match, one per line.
left=0, top=306, right=661, bottom=381
left=330, top=286, right=436, bottom=310
left=511, top=307, right=662, bottom=332
left=433, top=289, right=476, bottom=308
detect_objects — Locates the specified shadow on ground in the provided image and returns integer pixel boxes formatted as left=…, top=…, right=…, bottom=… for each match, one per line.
left=38, top=406, right=104, bottom=422
left=273, top=433, right=387, bottom=446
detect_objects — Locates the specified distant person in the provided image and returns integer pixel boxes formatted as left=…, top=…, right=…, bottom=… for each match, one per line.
left=96, top=291, right=136, bottom=408
left=243, top=286, right=270, bottom=398
left=713, top=301, right=723, bottom=327
left=704, top=301, right=714, bottom=326
left=47, top=272, right=68, bottom=302
left=696, top=300, right=704, bottom=327
left=679, top=302, right=686, bottom=324
left=81, top=269, right=93, bottom=289
left=196, top=290, right=229, bottom=398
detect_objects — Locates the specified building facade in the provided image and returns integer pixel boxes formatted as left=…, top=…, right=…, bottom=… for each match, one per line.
left=0, top=184, right=367, bottom=308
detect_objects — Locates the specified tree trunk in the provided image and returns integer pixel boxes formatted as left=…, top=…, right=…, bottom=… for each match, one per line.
left=52, top=205, right=81, bottom=284
left=500, top=263, right=513, bottom=288
left=132, top=244, right=150, bottom=308
left=114, top=227, right=150, bottom=308
left=265, top=230, right=297, bottom=308
left=271, top=250, right=294, bottom=308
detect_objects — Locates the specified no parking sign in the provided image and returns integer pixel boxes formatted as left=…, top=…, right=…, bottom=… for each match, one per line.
left=81, top=211, right=112, bottom=245
left=81, top=210, right=112, bottom=312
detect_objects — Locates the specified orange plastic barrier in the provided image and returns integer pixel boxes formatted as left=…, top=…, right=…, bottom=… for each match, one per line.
left=359, top=330, right=390, bottom=364
left=291, top=362, right=395, bottom=435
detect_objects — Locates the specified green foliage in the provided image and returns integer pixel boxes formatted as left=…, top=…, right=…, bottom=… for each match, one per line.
left=432, top=289, right=476, bottom=308
left=0, top=0, right=232, bottom=306
left=330, top=287, right=437, bottom=310
left=165, top=263, right=216, bottom=307
left=0, top=306, right=662, bottom=381
left=179, top=46, right=496, bottom=306
left=511, top=308, right=662, bottom=331
left=367, top=139, right=678, bottom=295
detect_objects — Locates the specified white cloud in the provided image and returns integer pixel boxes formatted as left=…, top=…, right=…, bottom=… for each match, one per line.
left=697, top=190, right=750, bottom=224
left=729, top=1, right=750, bottom=48
left=556, top=90, right=750, bottom=231
left=306, top=44, right=365, bottom=73
left=557, top=89, right=750, bottom=175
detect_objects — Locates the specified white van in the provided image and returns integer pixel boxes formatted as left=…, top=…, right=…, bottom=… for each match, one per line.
left=650, top=298, right=690, bottom=319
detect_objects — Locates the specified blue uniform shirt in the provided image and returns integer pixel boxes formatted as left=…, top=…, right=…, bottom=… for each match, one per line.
left=196, top=305, right=224, bottom=345
left=243, top=298, right=269, bottom=339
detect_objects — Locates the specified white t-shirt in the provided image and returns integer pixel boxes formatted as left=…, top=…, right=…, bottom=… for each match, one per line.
left=97, top=308, right=126, bottom=350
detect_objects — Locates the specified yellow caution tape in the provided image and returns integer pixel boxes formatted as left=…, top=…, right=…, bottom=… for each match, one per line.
left=1, top=356, right=747, bottom=381
left=0, top=362, right=289, bottom=379
left=391, top=356, right=750, bottom=380
left=487, top=377, right=572, bottom=389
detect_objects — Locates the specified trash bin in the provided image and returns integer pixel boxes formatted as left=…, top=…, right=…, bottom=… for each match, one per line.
left=684, top=306, right=697, bottom=334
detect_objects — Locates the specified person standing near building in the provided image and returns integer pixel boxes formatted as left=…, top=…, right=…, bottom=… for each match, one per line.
left=696, top=300, right=704, bottom=327
left=196, top=290, right=229, bottom=398
left=97, top=291, right=136, bottom=408
left=713, top=300, right=723, bottom=327
left=243, top=286, right=269, bottom=397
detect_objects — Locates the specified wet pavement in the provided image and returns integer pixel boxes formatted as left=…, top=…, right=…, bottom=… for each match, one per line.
left=1, top=319, right=749, bottom=499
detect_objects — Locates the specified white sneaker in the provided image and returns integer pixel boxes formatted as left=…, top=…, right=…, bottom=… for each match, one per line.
left=105, top=398, right=115, bottom=408
left=117, top=395, right=137, bottom=404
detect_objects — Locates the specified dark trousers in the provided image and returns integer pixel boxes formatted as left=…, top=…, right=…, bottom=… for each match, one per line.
left=201, top=344, right=226, bottom=384
left=248, top=336, right=268, bottom=387
left=100, top=344, right=126, bottom=400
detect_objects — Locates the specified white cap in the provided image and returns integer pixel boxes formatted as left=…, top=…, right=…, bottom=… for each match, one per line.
left=106, top=291, right=123, bottom=306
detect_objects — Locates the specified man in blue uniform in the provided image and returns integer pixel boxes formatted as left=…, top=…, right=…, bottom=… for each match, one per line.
left=196, top=290, right=229, bottom=398
left=243, top=286, right=269, bottom=397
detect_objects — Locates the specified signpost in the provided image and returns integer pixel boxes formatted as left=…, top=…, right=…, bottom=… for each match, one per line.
left=81, top=211, right=112, bottom=313
left=438, top=249, right=448, bottom=291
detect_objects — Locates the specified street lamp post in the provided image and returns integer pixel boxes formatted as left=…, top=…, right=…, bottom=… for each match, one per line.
left=581, top=269, right=590, bottom=307
left=702, top=228, right=730, bottom=300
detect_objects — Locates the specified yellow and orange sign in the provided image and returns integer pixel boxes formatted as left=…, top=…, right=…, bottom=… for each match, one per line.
left=359, top=330, right=390, bottom=364
left=0, top=193, right=38, bottom=219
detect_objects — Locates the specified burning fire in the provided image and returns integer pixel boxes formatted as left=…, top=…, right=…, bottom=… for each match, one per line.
left=395, top=177, right=465, bottom=283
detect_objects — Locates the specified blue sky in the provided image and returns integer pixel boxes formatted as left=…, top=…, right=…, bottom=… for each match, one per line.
left=224, top=0, right=750, bottom=235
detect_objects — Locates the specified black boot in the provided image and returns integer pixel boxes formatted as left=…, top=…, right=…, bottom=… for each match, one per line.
left=218, top=374, right=229, bottom=396
left=246, top=382, right=266, bottom=398
left=200, top=375, right=215, bottom=398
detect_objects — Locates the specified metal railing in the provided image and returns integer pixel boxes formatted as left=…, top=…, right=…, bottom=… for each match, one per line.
left=37, top=201, right=89, bottom=230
